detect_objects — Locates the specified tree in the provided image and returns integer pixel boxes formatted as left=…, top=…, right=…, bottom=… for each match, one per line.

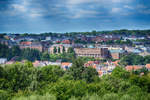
left=67, top=47, right=74, bottom=53
left=68, top=58, right=85, bottom=80
left=38, top=65, right=64, bottom=83
left=21, top=48, right=41, bottom=61
left=62, top=46, right=65, bottom=53
left=53, top=46, right=57, bottom=54
left=41, top=52, right=50, bottom=61
left=144, top=55, right=150, bottom=64
left=4, top=63, right=36, bottom=92
left=111, top=67, right=130, bottom=79
left=68, top=58, right=98, bottom=83
left=58, top=47, right=61, bottom=53
left=81, top=67, right=98, bottom=83
left=120, top=54, right=144, bottom=65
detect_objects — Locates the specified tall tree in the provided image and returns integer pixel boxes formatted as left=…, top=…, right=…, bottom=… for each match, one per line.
left=53, top=47, right=57, bottom=54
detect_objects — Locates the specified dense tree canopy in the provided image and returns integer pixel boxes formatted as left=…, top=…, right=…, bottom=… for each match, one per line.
left=120, top=54, right=150, bottom=65
left=0, top=59, right=150, bottom=100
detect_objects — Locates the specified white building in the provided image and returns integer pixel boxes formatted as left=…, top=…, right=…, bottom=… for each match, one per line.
left=0, top=58, right=7, bottom=64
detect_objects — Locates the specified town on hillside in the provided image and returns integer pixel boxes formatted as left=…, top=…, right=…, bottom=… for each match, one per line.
left=1, top=30, right=150, bottom=77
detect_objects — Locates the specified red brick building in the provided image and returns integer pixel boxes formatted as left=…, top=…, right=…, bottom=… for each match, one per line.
left=19, top=42, right=43, bottom=52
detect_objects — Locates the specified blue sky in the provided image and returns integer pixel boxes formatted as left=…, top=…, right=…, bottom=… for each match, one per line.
left=0, top=0, right=150, bottom=33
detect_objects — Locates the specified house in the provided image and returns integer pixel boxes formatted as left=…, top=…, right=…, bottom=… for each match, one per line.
left=139, top=51, right=150, bottom=57
left=125, top=65, right=144, bottom=71
left=124, top=46, right=143, bottom=54
left=46, top=37, right=51, bottom=41
left=62, top=40, right=71, bottom=44
left=0, top=58, right=7, bottom=64
left=5, top=61, right=15, bottom=65
left=33, top=60, right=61, bottom=67
left=19, top=42, right=44, bottom=52
left=109, top=49, right=125, bottom=59
left=61, top=62, right=72, bottom=70
left=84, top=60, right=117, bottom=77
left=146, top=64, right=150, bottom=71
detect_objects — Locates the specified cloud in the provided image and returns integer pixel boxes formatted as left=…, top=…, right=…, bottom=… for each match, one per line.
left=12, top=4, right=27, bottom=12
left=139, top=9, right=150, bottom=14
left=66, top=0, right=131, bottom=5
left=68, top=9, right=99, bottom=19
left=0, top=0, right=136, bottom=19
left=111, top=8, right=121, bottom=13
left=124, top=5, right=134, bottom=10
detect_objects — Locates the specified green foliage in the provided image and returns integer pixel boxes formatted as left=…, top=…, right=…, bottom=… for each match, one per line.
left=0, top=44, right=43, bottom=61
left=50, top=53, right=75, bottom=62
left=62, top=46, right=65, bottom=53
left=67, top=47, right=74, bottom=53
left=111, top=67, right=130, bottom=79
left=48, top=80, right=87, bottom=100
left=4, top=63, right=36, bottom=92
left=21, top=48, right=41, bottom=61
left=41, top=52, right=50, bottom=61
left=12, top=93, right=56, bottom=100
left=0, top=59, right=150, bottom=100
left=120, top=54, right=145, bottom=65
left=0, top=44, right=21, bottom=60
left=38, top=65, right=64, bottom=83
left=58, top=47, right=61, bottom=53
left=53, top=46, right=57, bottom=53
left=0, top=90, right=10, bottom=100
left=67, top=58, right=99, bottom=83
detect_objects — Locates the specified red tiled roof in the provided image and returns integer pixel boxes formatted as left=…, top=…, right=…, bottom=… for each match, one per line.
left=112, top=60, right=120, bottom=66
left=92, top=65, right=97, bottom=69
left=98, top=71, right=103, bottom=76
left=125, top=65, right=142, bottom=71
left=88, top=61, right=94, bottom=64
left=62, top=40, right=70, bottom=44
left=61, top=62, right=71, bottom=66
left=146, top=64, right=150, bottom=69
left=33, top=60, right=40, bottom=67
left=20, top=41, right=32, bottom=45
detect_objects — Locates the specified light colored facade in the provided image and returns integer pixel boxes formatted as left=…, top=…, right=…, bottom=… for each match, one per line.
left=74, top=48, right=109, bottom=59
left=0, top=58, right=7, bottom=64
left=48, top=44, right=72, bottom=54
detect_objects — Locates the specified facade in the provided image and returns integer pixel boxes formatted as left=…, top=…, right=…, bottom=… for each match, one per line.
left=48, top=44, right=72, bottom=54
left=125, top=65, right=144, bottom=71
left=61, top=62, right=72, bottom=70
left=19, top=42, right=43, bottom=52
left=74, top=48, right=109, bottom=59
left=109, top=49, right=125, bottom=59
left=0, top=58, right=7, bottom=64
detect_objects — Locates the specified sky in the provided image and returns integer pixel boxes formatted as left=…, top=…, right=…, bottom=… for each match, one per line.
left=0, top=0, right=150, bottom=33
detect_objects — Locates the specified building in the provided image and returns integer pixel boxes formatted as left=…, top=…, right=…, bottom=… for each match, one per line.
left=109, top=49, right=125, bottom=59
left=48, top=44, right=72, bottom=54
left=125, top=65, right=144, bottom=71
left=62, top=40, right=71, bottom=44
left=33, top=60, right=61, bottom=67
left=46, top=36, right=51, bottom=41
left=19, top=42, right=43, bottom=52
left=146, top=64, right=150, bottom=71
left=61, top=62, right=72, bottom=70
left=0, top=58, right=7, bottom=64
left=74, top=48, right=109, bottom=59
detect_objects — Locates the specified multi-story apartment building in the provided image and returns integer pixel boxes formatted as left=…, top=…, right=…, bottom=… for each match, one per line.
left=19, top=42, right=43, bottom=52
left=74, top=48, right=109, bottom=59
